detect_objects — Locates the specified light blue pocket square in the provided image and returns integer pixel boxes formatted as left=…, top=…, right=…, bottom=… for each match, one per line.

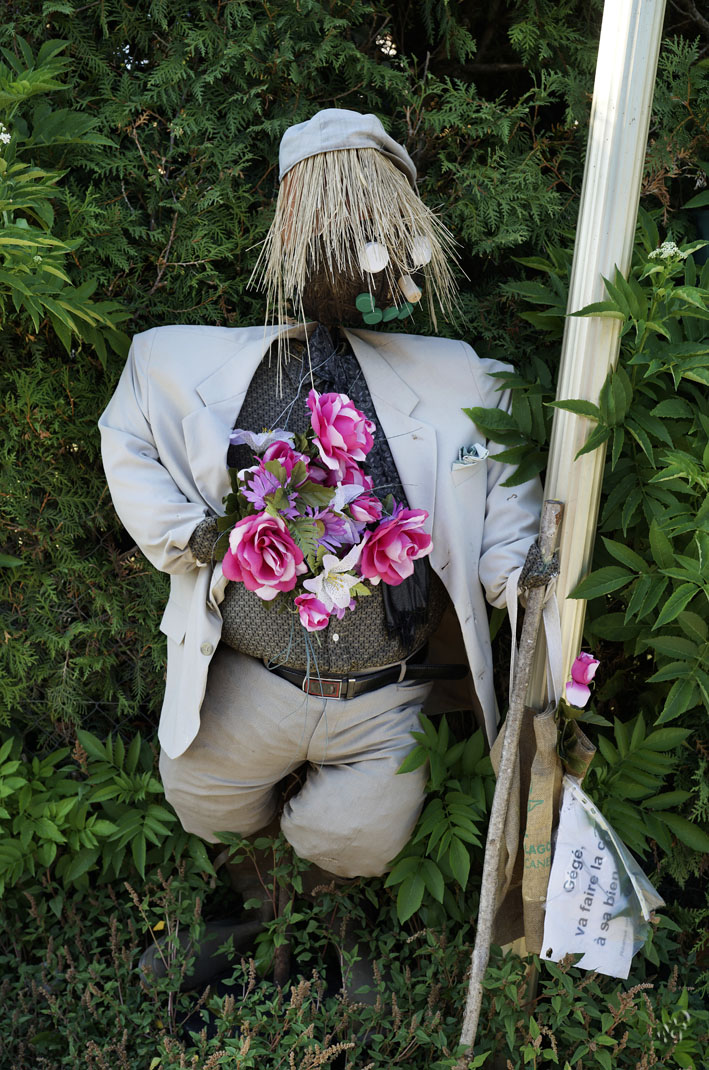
left=451, top=443, right=489, bottom=472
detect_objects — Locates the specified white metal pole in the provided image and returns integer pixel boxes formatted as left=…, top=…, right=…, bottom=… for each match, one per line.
left=532, top=0, right=667, bottom=701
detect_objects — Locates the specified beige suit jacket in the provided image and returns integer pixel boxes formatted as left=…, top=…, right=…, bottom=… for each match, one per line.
left=99, top=323, right=542, bottom=758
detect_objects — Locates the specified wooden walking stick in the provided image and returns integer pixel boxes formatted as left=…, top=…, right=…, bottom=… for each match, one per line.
left=457, top=499, right=563, bottom=1060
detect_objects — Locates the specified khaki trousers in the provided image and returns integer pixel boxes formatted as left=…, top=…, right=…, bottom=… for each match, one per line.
left=159, top=645, right=432, bottom=878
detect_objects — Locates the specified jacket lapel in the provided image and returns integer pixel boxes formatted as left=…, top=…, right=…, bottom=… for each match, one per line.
left=183, top=323, right=308, bottom=513
left=345, top=329, right=438, bottom=531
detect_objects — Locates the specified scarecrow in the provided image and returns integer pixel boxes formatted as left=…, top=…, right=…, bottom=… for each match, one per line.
left=99, top=109, right=542, bottom=987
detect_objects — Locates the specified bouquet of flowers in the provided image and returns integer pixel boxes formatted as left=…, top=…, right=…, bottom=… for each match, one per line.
left=215, top=389, right=433, bottom=632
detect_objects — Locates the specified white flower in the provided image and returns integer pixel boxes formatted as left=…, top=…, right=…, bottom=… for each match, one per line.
left=329, top=482, right=365, bottom=513
left=648, top=241, right=686, bottom=261
left=229, top=428, right=295, bottom=452
left=302, top=540, right=365, bottom=611
left=33, top=255, right=42, bottom=264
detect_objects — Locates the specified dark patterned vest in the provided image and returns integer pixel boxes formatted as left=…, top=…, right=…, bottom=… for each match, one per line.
left=192, top=327, right=449, bottom=672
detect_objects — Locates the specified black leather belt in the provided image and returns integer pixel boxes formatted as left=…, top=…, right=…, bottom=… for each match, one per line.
left=268, top=656, right=469, bottom=700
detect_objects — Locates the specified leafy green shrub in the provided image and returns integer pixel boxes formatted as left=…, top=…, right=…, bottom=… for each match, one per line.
left=0, top=37, right=128, bottom=356
left=0, top=730, right=213, bottom=902
left=386, top=718, right=493, bottom=924
left=3, top=842, right=708, bottom=1069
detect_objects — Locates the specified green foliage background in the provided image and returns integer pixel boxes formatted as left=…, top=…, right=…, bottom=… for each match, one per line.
left=1, top=1, right=709, bottom=1067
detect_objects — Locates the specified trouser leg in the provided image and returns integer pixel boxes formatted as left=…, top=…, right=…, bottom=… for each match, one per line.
left=281, top=679, right=433, bottom=877
left=159, top=646, right=323, bottom=842
left=159, top=647, right=431, bottom=877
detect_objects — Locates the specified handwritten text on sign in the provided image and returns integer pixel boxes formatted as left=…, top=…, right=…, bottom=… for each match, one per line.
left=542, top=778, right=663, bottom=979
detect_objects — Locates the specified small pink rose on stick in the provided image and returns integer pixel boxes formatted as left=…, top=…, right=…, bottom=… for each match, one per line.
left=565, top=652, right=600, bottom=708
left=294, top=593, right=330, bottom=632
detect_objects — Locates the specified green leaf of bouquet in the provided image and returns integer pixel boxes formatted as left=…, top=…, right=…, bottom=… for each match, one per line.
left=268, top=488, right=290, bottom=511
left=263, top=459, right=286, bottom=482
left=289, top=517, right=321, bottom=559
left=297, top=481, right=335, bottom=507
left=349, top=581, right=371, bottom=598
left=288, top=460, right=307, bottom=487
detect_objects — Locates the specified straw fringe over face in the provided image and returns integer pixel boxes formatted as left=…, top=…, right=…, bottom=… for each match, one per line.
left=250, top=147, right=458, bottom=384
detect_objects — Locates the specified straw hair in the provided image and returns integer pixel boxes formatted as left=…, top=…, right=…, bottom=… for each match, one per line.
left=250, top=147, right=458, bottom=384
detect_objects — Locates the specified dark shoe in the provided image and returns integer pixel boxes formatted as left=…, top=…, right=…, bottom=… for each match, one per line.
left=301, top=865, right=379, bottom=1004
left=138, top=918, right=262, bottom=991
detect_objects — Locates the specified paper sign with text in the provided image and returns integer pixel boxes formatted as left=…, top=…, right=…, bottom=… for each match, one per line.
left=541, top=776, right=664, bottom=979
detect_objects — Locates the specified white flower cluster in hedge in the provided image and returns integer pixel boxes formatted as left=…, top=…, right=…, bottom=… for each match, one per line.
left=648, top=240, right=687, bottom=260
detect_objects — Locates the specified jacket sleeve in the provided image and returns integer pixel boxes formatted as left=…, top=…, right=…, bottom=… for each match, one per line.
left=98, top=331, right=207, bottom=575
left=467, top=350, right=543, bottom=609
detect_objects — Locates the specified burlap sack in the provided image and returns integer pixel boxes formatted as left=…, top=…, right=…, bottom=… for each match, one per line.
left=490, top=713, right=595, bottom=951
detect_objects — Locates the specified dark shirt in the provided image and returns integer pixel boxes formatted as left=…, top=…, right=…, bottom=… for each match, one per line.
left=197, top=329, right=448, bottom=673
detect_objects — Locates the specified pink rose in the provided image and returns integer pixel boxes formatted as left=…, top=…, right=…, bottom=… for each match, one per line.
left=341, top=463, right=374, bottom=491
left=223, top=512, right=307, bottom=601
left=359, top=507, right=432, bottom=586
left=565, top=652, right=600, bottom=707
left=308, top=463, right=336, bottom=487
left=262, top=440, right=309, bottom=481
left=349, top=492, right=383, bottom=524
left=294, top=592, right=330, bottom=631
left=307, top=389, right=375, bottom=479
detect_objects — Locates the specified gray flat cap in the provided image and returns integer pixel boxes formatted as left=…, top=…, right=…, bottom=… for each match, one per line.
left=278, top=108, right=416, bottom=185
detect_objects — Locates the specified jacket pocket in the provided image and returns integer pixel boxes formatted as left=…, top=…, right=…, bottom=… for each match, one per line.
left=451, top=457, right=487, bottom=488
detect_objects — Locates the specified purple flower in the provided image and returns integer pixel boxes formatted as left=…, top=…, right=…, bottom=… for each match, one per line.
left=565, top=653, right=600, bottom=708
left=332, top=598, right=356, bottom=620
left=307, top=508, right=355, bottom=552
left=242, top=465, right=299, bottom=518
left=242, top=466, right=282, bottom=510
